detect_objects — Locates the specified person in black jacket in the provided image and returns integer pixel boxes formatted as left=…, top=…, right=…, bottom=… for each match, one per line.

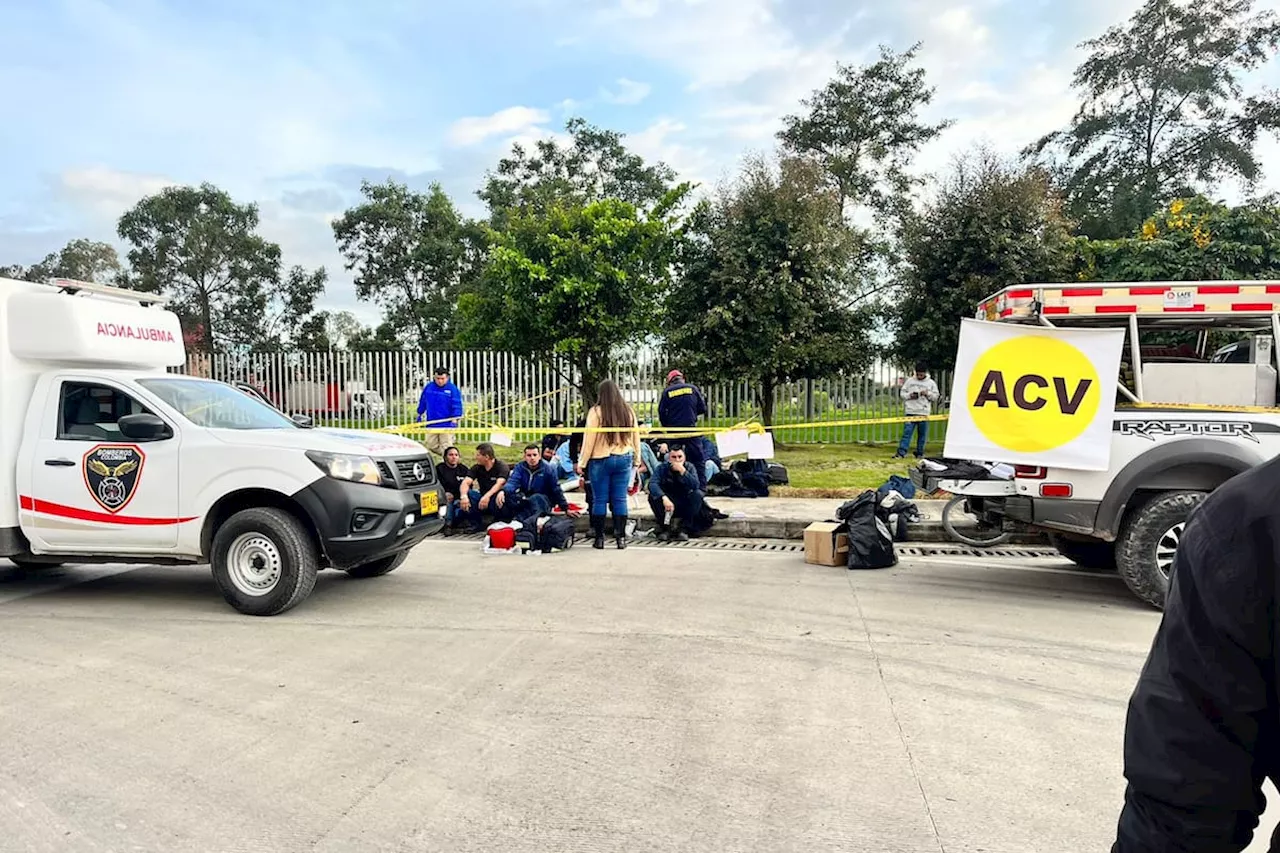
left=1111, top=455, right=1280, bottom=852
left=658, top=369, right=709, bottom=489
left=647, top=444, right=711, bottom=541
left=435, top=446, right=469, bottom=533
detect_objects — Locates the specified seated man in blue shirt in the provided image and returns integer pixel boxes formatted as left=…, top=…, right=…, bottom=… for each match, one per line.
left=648, top=444, right=712, bottom=541
left=497, top=444, right=580, bottom=526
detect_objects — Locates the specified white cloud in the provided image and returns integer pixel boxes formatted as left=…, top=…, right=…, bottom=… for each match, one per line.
left=600, top=77, right=652, bottom=105
left=56, top=168, right=179, bottom=221
left=447, top=106, right=551, bottom=147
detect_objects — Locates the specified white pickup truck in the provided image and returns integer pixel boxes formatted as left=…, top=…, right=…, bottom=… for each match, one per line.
left=0, top=276, right=446, bottom=616
left=953, top=282, right=1280, bottom=610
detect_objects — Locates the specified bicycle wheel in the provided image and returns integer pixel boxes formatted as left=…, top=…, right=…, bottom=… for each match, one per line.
left=942, top=495, right=1012, bottom=547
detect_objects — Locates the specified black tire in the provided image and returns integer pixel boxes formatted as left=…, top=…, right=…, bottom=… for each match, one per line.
left=345, top=551, right=408, bottom=579
left=1047, top=533, right=1116, bottom=572
left=7, top=558, right=64, bottom=570
left=1115, top=491, right=1206, bottom=610
left=210, top=507, right=319, bottom=617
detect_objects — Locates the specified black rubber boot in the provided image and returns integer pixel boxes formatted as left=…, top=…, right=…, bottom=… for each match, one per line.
left=613, top=515, right=628, bottom=549
left=591, top=514, right=606, bottom=549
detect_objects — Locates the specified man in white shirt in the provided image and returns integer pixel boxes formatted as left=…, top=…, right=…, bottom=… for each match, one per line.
left=894, top=363, right=940, bottom=459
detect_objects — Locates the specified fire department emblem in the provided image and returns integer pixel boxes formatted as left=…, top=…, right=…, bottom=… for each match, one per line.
left=83, top=445, right=145, bottom=513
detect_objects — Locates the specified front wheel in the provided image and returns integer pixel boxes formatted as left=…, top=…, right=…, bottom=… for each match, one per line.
left=210, top=507, right=319, bottom=616
left=942, top=496, right=1012, bottom=547
left=1115, top=491, right=1206, bottom=610
left=346, top=551, right=408, bottom=579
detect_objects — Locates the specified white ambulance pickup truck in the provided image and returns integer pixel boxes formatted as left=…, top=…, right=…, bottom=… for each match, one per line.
left=0, top=276, right=446, bottom=616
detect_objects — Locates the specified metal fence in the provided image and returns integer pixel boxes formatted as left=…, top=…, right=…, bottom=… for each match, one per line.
left=177, top=350, right=951, bottom=445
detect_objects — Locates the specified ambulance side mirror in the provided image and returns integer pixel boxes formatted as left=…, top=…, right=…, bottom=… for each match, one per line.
left=290, top=413, right=314, bottom=428
left=118, top=413, right=172, bottom=442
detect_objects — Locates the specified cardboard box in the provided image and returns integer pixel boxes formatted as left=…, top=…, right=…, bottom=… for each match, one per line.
left=804, top=522, right=848, bottom=567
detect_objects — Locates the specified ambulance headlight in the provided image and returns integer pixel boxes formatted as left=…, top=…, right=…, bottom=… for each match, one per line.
left=306, top=451, right=382, bottom=485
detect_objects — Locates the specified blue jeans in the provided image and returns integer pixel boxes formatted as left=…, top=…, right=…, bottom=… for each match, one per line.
left=458, top=488, right=498, bottom=529
left=586, top=453, right=633, bottom=518
left=897, top=420, right=928, bottom=457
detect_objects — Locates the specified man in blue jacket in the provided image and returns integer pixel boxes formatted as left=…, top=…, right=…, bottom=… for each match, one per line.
left=658, top=369, right=709, bottom=489
left=417, top=366, right=464, bottom=455
left=497, top=444, right=579, bottom=525
left=648, top=444, right=712, bottom=541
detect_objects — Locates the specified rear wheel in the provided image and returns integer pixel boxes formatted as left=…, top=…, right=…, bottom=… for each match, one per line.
left=345, top=551, right=408, bottom=579
left=210, top=507, right=318, bottom=616
left=1115, top=491, right=1205, bottom=610
left=1047, top=533, right=1116, bottom=572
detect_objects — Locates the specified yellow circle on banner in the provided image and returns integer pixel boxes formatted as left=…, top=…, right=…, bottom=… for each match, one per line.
left=966, top=336, right=1101, bottom=453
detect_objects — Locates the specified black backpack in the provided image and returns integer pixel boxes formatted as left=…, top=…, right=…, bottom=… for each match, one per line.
left=835, top=491, right=898, bottom=570
left=539, top=517, right=576, bottom=552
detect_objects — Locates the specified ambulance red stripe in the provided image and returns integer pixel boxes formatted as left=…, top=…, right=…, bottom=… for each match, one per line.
left=1062, top=288, right=1104, bottom=297
left=19, top=496, right=197, bottom=526
left=1197, top=285, right=1240, bottom=294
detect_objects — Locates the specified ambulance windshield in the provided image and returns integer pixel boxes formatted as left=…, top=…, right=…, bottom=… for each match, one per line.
left=137, top=377, right=298, bottom=430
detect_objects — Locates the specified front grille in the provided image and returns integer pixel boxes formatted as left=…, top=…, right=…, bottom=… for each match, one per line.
left=384, top=455, right=434, bottom=489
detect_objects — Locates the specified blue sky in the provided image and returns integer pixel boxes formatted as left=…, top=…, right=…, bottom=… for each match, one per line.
left=4, top=0, right=1280, bottom=323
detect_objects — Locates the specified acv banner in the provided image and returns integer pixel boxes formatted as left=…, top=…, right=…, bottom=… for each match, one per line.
left=943, top=319, right=1126, bottom=471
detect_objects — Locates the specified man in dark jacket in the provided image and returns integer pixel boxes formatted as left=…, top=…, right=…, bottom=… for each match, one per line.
left=658, top=369, right=709, bottom=489
left=497, top=444, right=579, bottom=526
left=647, top=445, right=711, bottom=541
left=1111, top=455, right=1280, bottom=852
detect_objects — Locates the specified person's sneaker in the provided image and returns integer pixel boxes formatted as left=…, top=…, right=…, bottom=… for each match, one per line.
left=654, top=526, right=671, bottom=542
left=669, top=528, right=690, bottom=542
left=712, top=509, right=729, bottom=519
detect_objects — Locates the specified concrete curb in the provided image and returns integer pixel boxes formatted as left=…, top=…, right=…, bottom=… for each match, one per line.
left=561, top=515, right=1047, bottom=545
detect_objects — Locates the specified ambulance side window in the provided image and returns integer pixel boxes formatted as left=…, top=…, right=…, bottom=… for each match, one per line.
left=57, top=382, right=153, bottom=442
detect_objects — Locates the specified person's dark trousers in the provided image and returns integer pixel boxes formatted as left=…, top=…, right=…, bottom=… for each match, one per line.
left=683, top=438, right=707, bottom=489
left=501, top=493, right=551, bottom=526
left=895, top=421, right=928, bottom=458
left=648, top=490, right=708, bottom=534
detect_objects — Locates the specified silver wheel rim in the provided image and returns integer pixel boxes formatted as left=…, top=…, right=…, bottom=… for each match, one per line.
left=226, top=532, right=283, bottom=597
left=1155, top=522, right=1184, bottom=580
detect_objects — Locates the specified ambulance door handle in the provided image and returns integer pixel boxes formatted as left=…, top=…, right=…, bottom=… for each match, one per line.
left=44, top=459, right=75, bottom=467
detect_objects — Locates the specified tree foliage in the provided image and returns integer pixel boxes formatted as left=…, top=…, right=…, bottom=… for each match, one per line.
left=891, top=147, right=1079, bottom=371
left=117, top=183, right=323, bottom=351
left=667, top=154, right=875, bottom=425
left=2, top=239, right=124, bottom=285
left=779, top=43, right=952, bottom=223
left=1079, top=194, right=1280, bottom=280
left=459, top=186, right=693, bottom=405
left=1031, top=0, right=1280, bottom=238
left=331, top=181, right=480, bottom=349
left=477, top=117, right=677, bottom=224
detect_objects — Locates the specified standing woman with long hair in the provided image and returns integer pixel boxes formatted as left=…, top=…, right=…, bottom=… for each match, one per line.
left=575, top=379, right=641, bottom=549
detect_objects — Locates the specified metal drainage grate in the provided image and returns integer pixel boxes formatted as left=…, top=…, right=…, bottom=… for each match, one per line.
left=430, top=531, right=1056, bottom=557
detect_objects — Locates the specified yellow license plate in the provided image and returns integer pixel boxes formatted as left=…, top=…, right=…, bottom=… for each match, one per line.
left=420, top=492, right=438, bottom=515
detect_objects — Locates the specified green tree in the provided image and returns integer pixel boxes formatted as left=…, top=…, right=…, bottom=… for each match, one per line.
left=778, top=43, right=952, bottom=224
left=667, top=154, right=875, bottom=426
left=348, top=320, right=405, bottom=351
left=891, top=147, right=1078, bottom=371
left=331, top=181, right=479, bottom=349
left=1030, top=0, right=1280, bottom=239
left=291, top=309, right=365, bottom=351
left=117, top=183, right=323, bottom=351
left=1079, top=194, right=1280, bottom=280
left=459, top=186, right=693, bottom=405
left=478, top=117, right=677, bottom=224
left=1, top=239, right=124, bottom=284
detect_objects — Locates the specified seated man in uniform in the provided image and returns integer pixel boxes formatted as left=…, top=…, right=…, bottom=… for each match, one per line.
left=647, top=444, right=713, bottom=541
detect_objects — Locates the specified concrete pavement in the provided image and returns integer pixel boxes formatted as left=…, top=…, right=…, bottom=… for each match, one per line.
left=0, top=542, right=1196, bottom=852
